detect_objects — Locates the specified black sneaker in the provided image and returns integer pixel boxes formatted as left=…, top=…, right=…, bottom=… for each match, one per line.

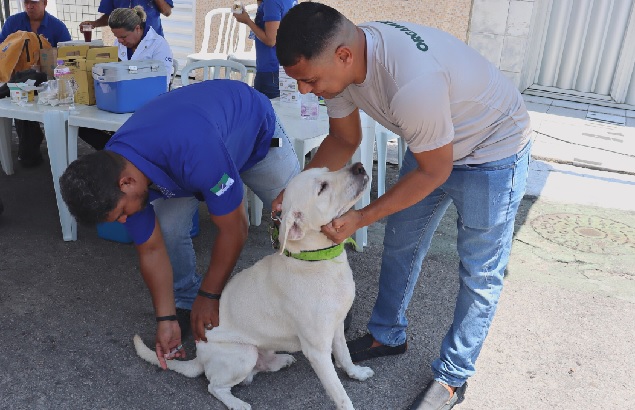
left=346, top=333, right=407, bottom=363
left=176, top=308, right=191, bottom=339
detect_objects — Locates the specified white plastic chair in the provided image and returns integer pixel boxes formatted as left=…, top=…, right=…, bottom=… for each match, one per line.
left=228, top=6, right=258, bottom=84
left=187, top=5, right=258, bottom=64
left=180, top=59, right=248, bottom=85
left=168, top=59, right=179, bottom=91
left=375, top=123, right=406, bottom=197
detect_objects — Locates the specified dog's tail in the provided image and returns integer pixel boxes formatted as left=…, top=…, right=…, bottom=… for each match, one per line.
left=133, top=334, right=204, bottom=378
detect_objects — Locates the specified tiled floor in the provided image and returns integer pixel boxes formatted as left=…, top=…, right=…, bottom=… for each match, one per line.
left=523, top=94, right=635, bottom=174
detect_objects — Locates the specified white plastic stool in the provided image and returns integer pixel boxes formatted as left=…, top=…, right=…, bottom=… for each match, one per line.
left=375, top=123, right=406, bottom=197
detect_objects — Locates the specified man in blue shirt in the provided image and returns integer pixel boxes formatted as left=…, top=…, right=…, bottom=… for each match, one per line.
left=80, top=0, right=173, bottom=37
left=0, top=0, right=71, bottom=46
left=0, top=0, right=71, bottom=168
left=60, top=80, right=300, bottom=369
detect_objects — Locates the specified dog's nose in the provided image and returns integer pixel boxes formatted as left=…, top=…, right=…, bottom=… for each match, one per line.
left=351, top=162, right=366, bottom=176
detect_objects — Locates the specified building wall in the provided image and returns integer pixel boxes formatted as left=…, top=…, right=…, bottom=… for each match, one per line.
left=467, top=0, right=536, bottom=88
left=57, top=0, right=104, bottom=42
left=192, top=0, right=473, bottom=52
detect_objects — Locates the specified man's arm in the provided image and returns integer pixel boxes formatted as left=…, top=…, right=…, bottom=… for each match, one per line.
left=80, top=14, right=109, bottom=30
left=305, top=108, right=364, bottom=171
left=323, top=143, right=454, bottom=242
left=190, top=202, right=249, bottom=341
left=271, top=109, right=362, bottom=212
left=154, top=0, right=172, bottom=17
left=135, top=217, right=182, bottom=369
left=234, top=10, right=279, bottom=47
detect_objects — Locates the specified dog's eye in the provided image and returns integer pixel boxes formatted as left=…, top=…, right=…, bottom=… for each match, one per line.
left=318, top=181, right=328, bottom=195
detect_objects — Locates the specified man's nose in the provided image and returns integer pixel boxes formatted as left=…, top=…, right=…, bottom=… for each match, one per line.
left=298, top=82, right=312, bottom=94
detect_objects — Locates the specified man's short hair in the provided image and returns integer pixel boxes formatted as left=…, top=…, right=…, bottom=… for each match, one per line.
left=276, top=2, right=345, bottom=66
left=59, top=151, right=126, bottom=225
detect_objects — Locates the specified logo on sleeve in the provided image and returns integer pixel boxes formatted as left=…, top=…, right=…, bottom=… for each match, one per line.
left=210, top=173, right=235, bottom=196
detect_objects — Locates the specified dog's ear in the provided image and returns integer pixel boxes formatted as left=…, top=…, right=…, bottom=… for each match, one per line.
left=279, top=209, right=306, bottom=253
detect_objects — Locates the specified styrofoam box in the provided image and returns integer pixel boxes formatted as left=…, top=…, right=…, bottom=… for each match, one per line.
left=280, top=90, right=300, bottom=104
left=92, top=59, right=167, bottom=113
left=279, top=78, right=298, bottom=92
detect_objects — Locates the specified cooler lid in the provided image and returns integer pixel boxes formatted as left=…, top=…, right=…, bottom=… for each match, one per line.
left=92, top=60, right=167, bottom=82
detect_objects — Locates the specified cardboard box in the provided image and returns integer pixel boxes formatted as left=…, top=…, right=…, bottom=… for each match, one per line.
left=39, top=48, right=58, bottom=80
left=8, top=83, right=35, bottom=103
left=58, top=46, right=118, bottom=105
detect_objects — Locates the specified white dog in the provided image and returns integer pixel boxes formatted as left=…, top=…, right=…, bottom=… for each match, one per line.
left=134, top=163, right=373, bottom=410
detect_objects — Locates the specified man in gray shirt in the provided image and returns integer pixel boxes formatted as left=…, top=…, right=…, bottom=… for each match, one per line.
left=275, top=3, right=533, bottom=409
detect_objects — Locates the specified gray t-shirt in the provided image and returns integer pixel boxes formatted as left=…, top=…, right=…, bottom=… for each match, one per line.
left=325, top=21, right=532, bottom=164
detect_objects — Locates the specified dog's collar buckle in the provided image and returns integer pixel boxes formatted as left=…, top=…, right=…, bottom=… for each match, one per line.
left=269, top=213, right=282, bottom=250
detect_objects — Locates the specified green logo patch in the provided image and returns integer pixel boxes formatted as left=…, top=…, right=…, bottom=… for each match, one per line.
left=210, top=173, right=235, bottom=196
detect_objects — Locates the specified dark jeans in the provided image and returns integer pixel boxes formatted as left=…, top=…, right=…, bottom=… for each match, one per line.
left=253, top=71, right=280, bottom=99
left=14, top=119, right=44, bottom=163
left=78, top=127, right=113, bottom=151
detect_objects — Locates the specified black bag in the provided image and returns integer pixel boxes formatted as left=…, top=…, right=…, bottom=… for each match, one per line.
left=0, top=69, right=48, bottom=99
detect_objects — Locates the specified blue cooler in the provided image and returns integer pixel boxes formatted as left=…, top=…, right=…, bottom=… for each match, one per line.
left=92, top=59, right=167, bottom=113
left=97, top=209, right=200, bottom=243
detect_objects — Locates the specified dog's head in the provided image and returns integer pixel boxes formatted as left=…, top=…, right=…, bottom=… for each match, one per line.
left=279, top=162, right=369, bottom=253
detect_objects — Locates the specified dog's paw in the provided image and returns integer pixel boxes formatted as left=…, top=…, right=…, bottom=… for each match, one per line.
left=273, top=353, right=296, bottom=370
left=347, top=365, right=374, bottom=381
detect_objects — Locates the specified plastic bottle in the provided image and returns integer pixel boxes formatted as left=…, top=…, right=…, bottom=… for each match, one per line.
left=300, top=93, right=319, bottom=120
left=53, top=59, right=72, bottom=102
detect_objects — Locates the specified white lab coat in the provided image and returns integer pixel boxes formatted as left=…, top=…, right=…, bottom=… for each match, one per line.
left=115, top=27, right=174, bottom=87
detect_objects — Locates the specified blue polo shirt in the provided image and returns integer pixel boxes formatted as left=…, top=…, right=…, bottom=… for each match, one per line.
left=105, top=80, right=276, bottom=245
left=254, top=0, right=297, bottom=72
left=98, top=0, right=174, bottom=37
left=0, top=12, right=71, bottom=47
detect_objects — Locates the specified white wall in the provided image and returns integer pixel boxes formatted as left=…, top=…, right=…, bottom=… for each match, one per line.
left=468, top=0, right=535, bottom=89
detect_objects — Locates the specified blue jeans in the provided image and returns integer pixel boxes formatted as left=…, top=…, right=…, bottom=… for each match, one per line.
left=368, top=140, right=532, bottom=387
left=253, top=71, right=280, bottom=99
left=152, top=118, right=300, bottom=309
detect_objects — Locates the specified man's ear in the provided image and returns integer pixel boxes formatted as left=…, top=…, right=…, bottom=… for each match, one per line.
left=335, top=45, right=353, bottom=65
left=118, top=175, right=136, bottom=193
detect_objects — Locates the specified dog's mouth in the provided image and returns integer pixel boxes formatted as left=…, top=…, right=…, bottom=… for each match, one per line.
left=334, top=176, right=369, bottom=218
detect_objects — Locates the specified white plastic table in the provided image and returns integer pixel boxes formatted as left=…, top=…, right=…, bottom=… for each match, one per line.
left=0, top=98, right=73, bottom=240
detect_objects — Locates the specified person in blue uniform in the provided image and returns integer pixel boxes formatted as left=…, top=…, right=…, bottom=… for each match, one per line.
left=59, top=80, right=300, bottom=369
left=233, top=0, right=297, bottom=98
left=80, top=0, right=172, bottom=37
left=0, top=0, right=71, bottom=46
left=0, top=0, right=71, bottom=168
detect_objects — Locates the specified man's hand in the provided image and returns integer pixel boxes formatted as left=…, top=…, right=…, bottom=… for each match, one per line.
left=191, top=296, right=220, bottom=342
left=321, top=209, right=363, bottom=243
left=155, top=320, right=184, bottom=370
left=233, top=9, right=251, bottom=24
left=78, top=20, right=93, bottom=31
left=271, top=189, right=285, bottom=215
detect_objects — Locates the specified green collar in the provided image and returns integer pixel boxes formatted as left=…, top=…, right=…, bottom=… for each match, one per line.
left=269, top=216, right=356, bottom=261
left=283, top=238, right=357, bottom=262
